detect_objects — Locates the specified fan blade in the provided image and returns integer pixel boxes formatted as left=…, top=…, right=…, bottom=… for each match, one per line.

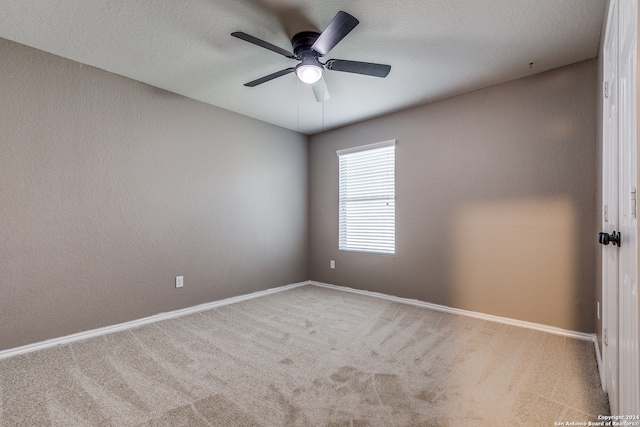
left=311, top=78, right=330, bottom=102
left=231, top=32, right=295, bottom=59
left=244, top=68, right=295, bottom=87
left=311, top=11, right=359, bottom=55
left=325, top=59, right=391, bottom=77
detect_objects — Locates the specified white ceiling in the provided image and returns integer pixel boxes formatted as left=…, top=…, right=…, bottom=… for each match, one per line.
left=0, top=0, right=606, bottom=135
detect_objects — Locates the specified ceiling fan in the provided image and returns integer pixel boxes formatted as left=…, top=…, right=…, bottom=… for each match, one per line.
left=231, top=11, right=391, bottom=101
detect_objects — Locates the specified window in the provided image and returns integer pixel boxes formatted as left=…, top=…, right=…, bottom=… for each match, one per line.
left=337, top=140, right=395, bottom=254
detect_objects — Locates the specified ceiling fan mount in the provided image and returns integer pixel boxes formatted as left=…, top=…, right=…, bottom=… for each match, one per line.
left=291, top=31, right=321, bottom=57
left=231, top=11, right=391, bottom=101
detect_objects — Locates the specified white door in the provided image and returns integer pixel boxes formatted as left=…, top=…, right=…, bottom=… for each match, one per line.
left=618, top=0, right=640, bottom=414
left=603, top=0, right=620, bottom=413
left=602, top=0, right=640, bottom=415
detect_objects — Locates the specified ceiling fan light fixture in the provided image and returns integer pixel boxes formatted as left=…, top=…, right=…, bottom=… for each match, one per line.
left=295, top=62, right=323, bottom=84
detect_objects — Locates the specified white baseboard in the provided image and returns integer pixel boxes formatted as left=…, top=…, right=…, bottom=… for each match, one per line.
left=0, top=281, right=309, bottom=361
left=309, top=281, right=598, bottom=343
left=1, top=279, right=600, bottom=364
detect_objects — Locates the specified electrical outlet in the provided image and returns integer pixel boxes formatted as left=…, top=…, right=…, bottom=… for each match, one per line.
left=330, top=260, right=335, bottom=269
left=176, top=276, right=184, bottom=288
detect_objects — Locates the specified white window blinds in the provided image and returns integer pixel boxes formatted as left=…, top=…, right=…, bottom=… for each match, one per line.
left=337, top=140, right=395, bottom=254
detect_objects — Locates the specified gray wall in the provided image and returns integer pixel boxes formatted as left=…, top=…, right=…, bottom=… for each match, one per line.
left=0, top=39, right=309, bottom=351
left=309, top=59, right=598, bottom=333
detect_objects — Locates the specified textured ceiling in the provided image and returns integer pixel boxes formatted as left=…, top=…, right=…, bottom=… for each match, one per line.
left=0, top=0, right=606, bottom=135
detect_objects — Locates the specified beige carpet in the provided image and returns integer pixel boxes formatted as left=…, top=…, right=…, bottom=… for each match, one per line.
left=0, top=285, right=609, bottom=426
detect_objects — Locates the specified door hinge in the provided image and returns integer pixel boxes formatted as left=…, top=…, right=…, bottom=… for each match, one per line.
left=604, top=327, right=608, bottom=346
left=632, top=187, right=637, bottom=218
left=603, top=81, right=610, bottom=99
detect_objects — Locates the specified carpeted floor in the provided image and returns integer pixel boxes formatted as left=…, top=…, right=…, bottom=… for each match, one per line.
left=0, top=285, right=609, bottom=426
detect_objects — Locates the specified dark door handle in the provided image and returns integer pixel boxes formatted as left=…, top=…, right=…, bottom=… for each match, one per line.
left=599, top=231, right=621, bottom=247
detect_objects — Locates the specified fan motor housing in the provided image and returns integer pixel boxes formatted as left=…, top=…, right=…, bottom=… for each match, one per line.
left=291, top=31, right=321, bottom=57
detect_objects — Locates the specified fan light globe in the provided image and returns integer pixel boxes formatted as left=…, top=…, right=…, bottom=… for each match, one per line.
left=296, top=64, right=323, bottom=84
